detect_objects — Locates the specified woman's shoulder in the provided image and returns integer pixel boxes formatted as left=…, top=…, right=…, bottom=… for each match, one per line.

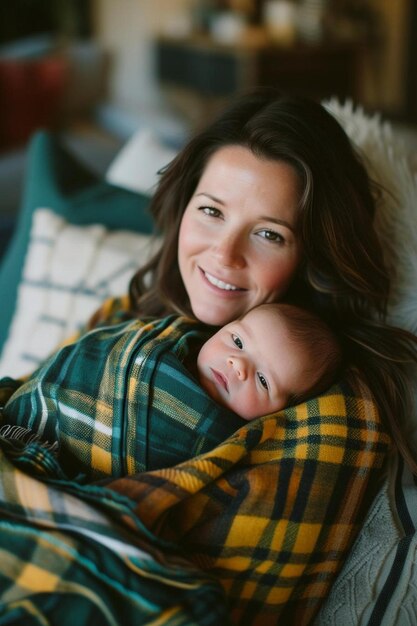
left=57, top=296, right=137, bottom=350
left=85, top=295, right=135, bottom=332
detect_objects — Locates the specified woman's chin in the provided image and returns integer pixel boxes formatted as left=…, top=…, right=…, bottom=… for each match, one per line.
left=191, top=301, right=243, bottom=327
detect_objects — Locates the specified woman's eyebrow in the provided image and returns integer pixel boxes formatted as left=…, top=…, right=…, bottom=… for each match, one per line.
left=260, top=216, right=295, bottom=233
left=195, top=192, right=225, bottom=205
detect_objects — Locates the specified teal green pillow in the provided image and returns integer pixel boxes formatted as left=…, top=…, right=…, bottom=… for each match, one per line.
left=0, top=131, right=154, bottom=353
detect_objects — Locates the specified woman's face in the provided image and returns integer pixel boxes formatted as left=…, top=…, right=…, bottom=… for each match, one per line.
left=178, top=145, right=302, bottom=326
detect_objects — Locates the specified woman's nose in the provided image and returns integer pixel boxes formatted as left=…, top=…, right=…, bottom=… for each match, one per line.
left=213, top=232, right=246, bottom=269
left=228, top=356, right=247, bottom=380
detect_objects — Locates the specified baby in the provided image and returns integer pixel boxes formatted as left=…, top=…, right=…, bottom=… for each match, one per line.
left=0, top=303, right=341, bottom=478
left=196, top=302, right=342, bottom=420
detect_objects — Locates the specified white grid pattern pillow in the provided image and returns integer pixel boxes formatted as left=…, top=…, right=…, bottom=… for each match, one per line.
left=0, top=208, right=159, bottom=378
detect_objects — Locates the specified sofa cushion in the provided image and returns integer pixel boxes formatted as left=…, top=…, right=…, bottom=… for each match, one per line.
left=0, top=208, right=159, bottom=378
left=105, top=127, right=177, bottom=195
left=0, top=131, right=154, bottom=359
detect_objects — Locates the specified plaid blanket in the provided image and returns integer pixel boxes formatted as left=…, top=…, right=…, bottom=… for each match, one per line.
left=0, top=315, right=243, bottom=479
left=0, top=437, right=230, bottom=625
left=0, top=297, right=392, bottom=625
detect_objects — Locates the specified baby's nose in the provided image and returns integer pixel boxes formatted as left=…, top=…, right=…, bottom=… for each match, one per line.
left=228, top=356, right=247, bottom=380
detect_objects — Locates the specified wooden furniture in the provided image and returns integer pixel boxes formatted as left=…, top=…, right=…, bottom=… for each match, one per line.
left=155, top=33, right=360, bottom=104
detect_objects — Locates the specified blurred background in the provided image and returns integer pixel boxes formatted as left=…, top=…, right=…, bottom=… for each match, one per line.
left=0, top=0, right=416, bottom=254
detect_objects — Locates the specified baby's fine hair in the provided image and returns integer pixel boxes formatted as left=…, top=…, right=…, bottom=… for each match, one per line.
left=256, top=303, right=342, bottom=404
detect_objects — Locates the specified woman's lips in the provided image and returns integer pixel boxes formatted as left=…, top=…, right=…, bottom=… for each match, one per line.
left=211, top=368, right=229, bottom=392
left=199, top=267, right=245, bottom=293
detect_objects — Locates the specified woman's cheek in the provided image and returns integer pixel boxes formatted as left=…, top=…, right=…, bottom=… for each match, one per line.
left=179, top=210, right=204, bottom=248
left=178, top=212, right=196, bottom=259
left=255, top=246, right=300, bottom=297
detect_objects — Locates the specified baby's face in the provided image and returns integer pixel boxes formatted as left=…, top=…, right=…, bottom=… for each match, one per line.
left=197, top=307, right=312, bottom=420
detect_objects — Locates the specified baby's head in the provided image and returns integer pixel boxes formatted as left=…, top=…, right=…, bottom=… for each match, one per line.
left=197, top=303, right=342, bottom=420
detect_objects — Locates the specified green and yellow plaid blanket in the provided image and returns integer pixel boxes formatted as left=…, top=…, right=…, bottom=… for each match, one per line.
left=0, top=437, right=230, bottom=625
left=1, top=315, right=244, bottom=479
left=0, top=297, right=392, bottom=625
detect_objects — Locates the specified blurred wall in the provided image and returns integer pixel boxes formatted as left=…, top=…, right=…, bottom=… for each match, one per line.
left=91, top=0, right=193, bottom=122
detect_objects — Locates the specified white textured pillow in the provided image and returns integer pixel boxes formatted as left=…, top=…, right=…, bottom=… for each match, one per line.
left=0, top=208, right=160, bottom=378
left=105, top=128, right=177, bottom=195
left=325, top=99, right=417, bottom=334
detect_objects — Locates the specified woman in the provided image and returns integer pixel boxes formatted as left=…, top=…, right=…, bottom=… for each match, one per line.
left=125, top=87, right=416, bottom=471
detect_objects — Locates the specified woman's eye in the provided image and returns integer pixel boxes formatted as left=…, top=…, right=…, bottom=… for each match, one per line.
left=232, top=334, right=243, bottom=349
left=257, top=229, right=284, bottom=244
left=199, top=206, right=222, bottom=218
left=257, top=372, right=269, bottom=390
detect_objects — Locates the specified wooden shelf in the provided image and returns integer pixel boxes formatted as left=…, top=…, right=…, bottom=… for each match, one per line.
left=155, top=34, right=361, bottom=102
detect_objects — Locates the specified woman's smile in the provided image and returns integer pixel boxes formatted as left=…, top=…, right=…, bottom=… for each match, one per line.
left=200, top=268, right=246, bottom=293
left=178, top=145, right=302, bottom=326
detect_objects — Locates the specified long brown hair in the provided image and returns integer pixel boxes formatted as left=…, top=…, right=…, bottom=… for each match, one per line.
left=129, top=87, right=417, bottom=472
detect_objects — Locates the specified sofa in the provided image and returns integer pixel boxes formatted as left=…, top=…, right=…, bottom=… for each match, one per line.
left=0, top=102, right=416, bottom=625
